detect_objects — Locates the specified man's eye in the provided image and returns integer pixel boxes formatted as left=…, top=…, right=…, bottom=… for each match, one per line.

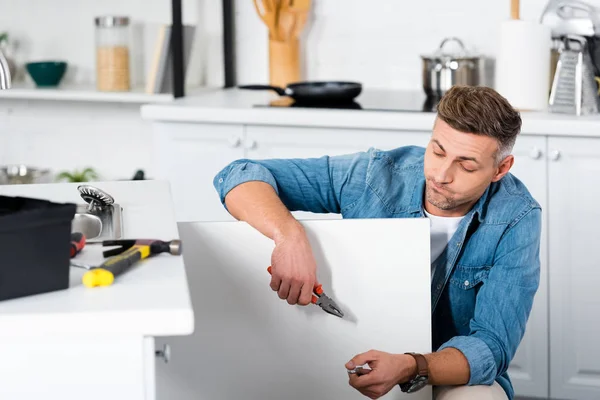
left=462, top=166, right=475, bottom=173
left=433, top=152, right=444, bottom=157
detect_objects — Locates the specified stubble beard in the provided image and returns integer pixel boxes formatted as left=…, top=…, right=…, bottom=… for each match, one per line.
left=425, top=182, right=459, bottom=211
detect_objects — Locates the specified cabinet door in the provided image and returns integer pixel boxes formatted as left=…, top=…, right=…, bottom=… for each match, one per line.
left=152, top=122, right=245, bottom=222
left=505, top=136, right=549, bottom=399
left=0, top=334, right=150, bottom=400
left=548, top=137, right=600, bottom=400
left=244, top=125, right=431, bottom=220
left=245, top=125, right=431, bottom=158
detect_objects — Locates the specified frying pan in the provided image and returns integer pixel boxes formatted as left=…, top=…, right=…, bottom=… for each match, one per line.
left=239, top=81, right=362, bottom=103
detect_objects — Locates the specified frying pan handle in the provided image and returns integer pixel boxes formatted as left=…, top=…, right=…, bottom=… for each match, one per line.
left=238, top=85, right=287, bottom=96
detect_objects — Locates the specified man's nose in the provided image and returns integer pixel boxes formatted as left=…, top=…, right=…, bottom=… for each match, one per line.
left=434, top=160, right=453, bottom=184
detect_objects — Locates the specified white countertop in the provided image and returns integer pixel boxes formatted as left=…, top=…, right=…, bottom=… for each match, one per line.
left=0, top=180, right=193, bottom=337
left=140, top=87, right=600, bottom=137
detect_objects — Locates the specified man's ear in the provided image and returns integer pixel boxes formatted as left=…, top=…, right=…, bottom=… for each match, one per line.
left=491, top=155, right=514, bottom=182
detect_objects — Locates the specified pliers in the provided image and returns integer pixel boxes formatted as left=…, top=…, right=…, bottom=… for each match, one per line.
left=267, top=266, right=344, bottom=318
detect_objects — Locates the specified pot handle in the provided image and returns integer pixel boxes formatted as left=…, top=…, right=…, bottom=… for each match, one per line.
left=556, top=1, right=594, bottom=20
left=238, top=84, right=287, bottom=96
left=438, top=37, right=467, bottom=53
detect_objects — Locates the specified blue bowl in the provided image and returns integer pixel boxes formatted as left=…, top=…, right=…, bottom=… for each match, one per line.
left=25, top=61, right=68, bottom=87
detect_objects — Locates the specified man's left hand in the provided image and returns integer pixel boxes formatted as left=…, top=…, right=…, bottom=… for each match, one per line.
left=345, top=350, right=417, bottom=399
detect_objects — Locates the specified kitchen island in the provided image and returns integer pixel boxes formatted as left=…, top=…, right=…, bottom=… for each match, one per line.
left=140, top=88, right=600, bottom=400
left=0, top=180, right=193, bottom=400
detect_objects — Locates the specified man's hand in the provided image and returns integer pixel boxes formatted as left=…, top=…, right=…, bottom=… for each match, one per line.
left=269, top=222, right=318, bottom=306
left=345, top=350, right=417, bottom=399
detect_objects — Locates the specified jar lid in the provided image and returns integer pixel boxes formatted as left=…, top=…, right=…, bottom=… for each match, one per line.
left=421, top=37, right=478, bottom=60
left=95, top=16, right=130, bottom=27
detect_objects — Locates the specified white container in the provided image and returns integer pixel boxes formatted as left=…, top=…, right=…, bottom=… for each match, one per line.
left=495, top=19, right=552, bottom=111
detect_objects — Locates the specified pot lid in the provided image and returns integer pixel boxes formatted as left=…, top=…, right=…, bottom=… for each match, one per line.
left=421, top=37, right=478, bottom=60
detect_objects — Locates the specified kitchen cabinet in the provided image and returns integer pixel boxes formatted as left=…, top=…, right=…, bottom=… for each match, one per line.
left=0, top=180, right=193, bottom=400
left=547, top=137, right=600, bottom=400
left=150, top=119, right=600, bottom=400
left=0, top=336, right=158, bottom=400
left=152, top=122, right=430, bottom=222
left=505, top=136, right=549, bottom=399
left=152, top=121, right=245, bottom=222
left=244, top=125, right=430, bottom=220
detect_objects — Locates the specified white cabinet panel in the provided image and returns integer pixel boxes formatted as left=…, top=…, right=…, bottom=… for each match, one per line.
left=0, top=335, right=150, bottom=400
left=506, top=136, right=549, bottom=399
left=152, top=122, right=245, bottom=222
left=548, top=137, right=600, bottom=400
left=170, top=219, right=432, bottom=400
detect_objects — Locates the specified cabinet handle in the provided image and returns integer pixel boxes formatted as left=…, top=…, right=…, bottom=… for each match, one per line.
left=529, top=147, right=542, bottom=160
left=155, top=344, right=171, bottom=363
left=245, top=139, right=257, bottom=150
left=549, top=149, right=561, bottom=161
left=228, top=136, right=241, bottom=148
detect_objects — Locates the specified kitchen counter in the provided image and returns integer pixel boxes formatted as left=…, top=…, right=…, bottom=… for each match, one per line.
left=0, top=180, right=193, bottom=337
left=141, top=88, right=600, bottom=137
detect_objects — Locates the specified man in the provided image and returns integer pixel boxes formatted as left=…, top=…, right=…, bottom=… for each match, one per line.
left=212, top=85, right=541, bottom=400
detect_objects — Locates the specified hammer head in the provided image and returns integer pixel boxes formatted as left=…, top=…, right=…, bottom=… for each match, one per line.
left=149, top=239, right=182, bottom=255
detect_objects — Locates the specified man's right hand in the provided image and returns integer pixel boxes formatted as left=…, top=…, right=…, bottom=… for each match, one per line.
left=269, top=223, right=318, bottom=306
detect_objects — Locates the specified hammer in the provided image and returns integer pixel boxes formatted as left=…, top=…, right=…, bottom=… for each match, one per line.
left=82, top=239, right=182, bottom=288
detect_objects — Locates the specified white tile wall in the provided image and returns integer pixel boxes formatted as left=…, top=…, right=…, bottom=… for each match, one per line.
left=234, top=0, right=599, bottom=90
left=5, top=0, right=600, bottom=91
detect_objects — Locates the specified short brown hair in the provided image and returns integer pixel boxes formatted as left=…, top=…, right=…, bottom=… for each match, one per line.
left=436, top=85, right=522, bottom=163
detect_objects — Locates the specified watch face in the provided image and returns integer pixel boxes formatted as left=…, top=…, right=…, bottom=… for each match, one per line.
left=407, top=376, right=428, bottom=393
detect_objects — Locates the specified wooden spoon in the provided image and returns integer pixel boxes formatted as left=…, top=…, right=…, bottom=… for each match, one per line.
left=511, top=0, right=519, bottom=19
left=253, top=0, right=281, bottom=40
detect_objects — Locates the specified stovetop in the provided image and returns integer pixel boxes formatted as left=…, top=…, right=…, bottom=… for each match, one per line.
left=253, top=90, right=441, bottom=113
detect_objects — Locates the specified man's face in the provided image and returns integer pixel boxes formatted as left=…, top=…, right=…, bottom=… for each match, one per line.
left=423, top=118, right=514, bottom=217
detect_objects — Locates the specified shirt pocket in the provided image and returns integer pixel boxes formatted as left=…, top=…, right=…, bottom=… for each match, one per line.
left=450, top=265, right=491, bottom=290
left=448, top=265, right=491, bottom=327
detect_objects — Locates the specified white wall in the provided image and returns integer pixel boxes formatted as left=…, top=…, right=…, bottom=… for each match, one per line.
left=1, top=0, right=599, bottom=182
left=0, top=0, right=225, bottom=88
left=0, top=100, right=155, bottom=181
left=234, top=0, right=592, bottom=90
left=5, top=0, right=600, bottom=92
left=3, top=0, right=600, bottom=91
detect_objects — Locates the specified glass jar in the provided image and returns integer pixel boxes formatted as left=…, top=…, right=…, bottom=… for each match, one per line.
left=95, top=16, right=131, bottom=92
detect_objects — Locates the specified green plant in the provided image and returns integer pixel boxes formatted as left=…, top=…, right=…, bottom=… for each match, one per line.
left=55, top=167, right=99, bottom=183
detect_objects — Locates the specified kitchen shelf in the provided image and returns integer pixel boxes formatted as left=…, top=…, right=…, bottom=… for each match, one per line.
left=0, top=83, right=175, bottom=104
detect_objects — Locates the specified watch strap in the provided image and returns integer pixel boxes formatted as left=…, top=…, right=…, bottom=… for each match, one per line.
left=406, top=352, right=428, bottom=377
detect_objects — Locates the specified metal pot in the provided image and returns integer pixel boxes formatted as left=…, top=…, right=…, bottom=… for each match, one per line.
left=421, top=37, right=482, bottom=97
left=0, top=165, right=51, bottom=185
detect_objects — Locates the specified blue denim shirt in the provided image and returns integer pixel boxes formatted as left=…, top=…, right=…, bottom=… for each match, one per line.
left=213, top=145, right=541, bottom=400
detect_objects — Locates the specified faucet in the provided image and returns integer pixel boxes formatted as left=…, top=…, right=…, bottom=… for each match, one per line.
left=0, top=49, right=11, bottom=89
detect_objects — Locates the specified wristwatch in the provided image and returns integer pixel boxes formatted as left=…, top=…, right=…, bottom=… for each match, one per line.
left=399, top=352, right=429, bottom=393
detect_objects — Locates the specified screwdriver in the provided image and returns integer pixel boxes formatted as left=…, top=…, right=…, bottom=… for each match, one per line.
left=82, top=239, right=182, bottom=288
left=70, top=232, right=86, bottom=258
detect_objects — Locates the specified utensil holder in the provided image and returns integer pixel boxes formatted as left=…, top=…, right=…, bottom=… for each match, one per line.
left=0, top=195, right=76, bottom=302
left=269, top=38, right=300, bottom=87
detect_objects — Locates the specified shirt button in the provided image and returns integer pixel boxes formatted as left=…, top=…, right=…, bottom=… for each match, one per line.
left=218, top=178, right=223, bottom=183
left=456, top=242, right=462, bottom=247
left=464, top=280, right=470, bottom=286
left=437, top=284, right=442, bottom=290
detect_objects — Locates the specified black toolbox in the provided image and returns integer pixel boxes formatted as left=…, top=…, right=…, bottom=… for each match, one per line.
left=0, top=195, right=76, bottom=301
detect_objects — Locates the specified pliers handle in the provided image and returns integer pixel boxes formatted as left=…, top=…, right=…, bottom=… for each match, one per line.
left=267, top=266, right=344, bottom=318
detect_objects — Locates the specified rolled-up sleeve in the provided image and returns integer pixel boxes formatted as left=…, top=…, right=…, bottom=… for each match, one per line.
left=213, top=150, right=372, bottom=214
left=438, top=206, right=542, bottom=385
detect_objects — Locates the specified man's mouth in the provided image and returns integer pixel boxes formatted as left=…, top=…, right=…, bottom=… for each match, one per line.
left=429, top=181, right=450, bottom=194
